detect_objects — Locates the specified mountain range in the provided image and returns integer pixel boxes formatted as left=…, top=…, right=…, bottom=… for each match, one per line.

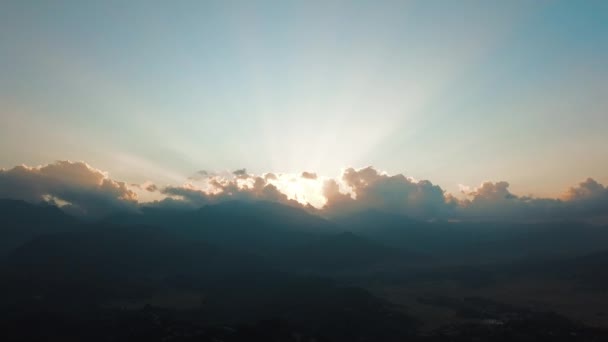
left=2, top=198, right=608, bottom=341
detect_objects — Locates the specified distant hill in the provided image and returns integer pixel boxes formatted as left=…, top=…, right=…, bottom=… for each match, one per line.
left=335, top=209, right=608, bottom=264
left=2, top=198, right=608, bottom=340
left=0, top=223, right=270, bottom=304
left=4, top=198, right=608, bottom=267
left=504, top=245, right=608, bottom=286
left=107, top=201, right=418, bottom=272
left=283, top=231, right=422, bottom=273
left=0, top=199, right=80, bottom=254
left=0, top=222, right=419, bottom=340
left=107, top=200, right=340, bottom=254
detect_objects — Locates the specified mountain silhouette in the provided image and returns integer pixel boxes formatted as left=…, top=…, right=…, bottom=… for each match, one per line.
left=107, top=200, right=339, bottom=254
left=2, top=198, right=608, bottom=340
left=283, top=231, right=422, bottom=273
left=0, top=199, right=80, bottom=254
left=1, top=223, right=269, bottom=305
left=336, top=208, right=608, bottom=263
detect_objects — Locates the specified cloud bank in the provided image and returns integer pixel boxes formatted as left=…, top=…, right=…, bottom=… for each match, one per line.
left=1, top=161, right=607, bottom=223
left=0, top=161, right=137, bottom=217
left=156, top=175, right=299, bottom=210
left=457, top=178, right=608, bottom=222
left=322, top=167, right=455, bottom=219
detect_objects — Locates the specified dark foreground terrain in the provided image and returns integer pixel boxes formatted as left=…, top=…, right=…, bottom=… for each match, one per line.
left=2, top=199, right=608, bottom=341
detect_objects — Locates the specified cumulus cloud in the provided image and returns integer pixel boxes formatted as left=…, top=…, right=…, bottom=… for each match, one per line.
left=564, top=178, right=608, bottom=201
left=467, top=181, right=516, bottom=201
left=264, top=173, right=278, bottom=181
left=1, top=161, right=606, bottom=223
left=322, top=167, right=454, bottom=219
left=560, top=178, right=608, bottom=218
left=301, top=171, right=318, bottom=180
left=156, top=175, right=301, bottom=210
left=457, top=181, right=542, bottom=220
left=321, top=168, right=608, bottom=222
left=457, top=178, right=608, bottom=222
left=0, top=161, right=137, bottom=217
left=158, top=165, right=608, bottom=223
left=322, top=179, right=354, bottom=208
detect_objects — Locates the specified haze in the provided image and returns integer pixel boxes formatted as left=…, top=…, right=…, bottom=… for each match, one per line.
left=2, top=2, right=608, bottom=341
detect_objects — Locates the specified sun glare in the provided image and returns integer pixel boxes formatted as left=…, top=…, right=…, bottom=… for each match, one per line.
left=265, top=174, right=328, bottom=208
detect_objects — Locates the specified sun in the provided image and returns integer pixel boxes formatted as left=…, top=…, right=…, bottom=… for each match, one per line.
left=266, top=174, right=328, bottom=208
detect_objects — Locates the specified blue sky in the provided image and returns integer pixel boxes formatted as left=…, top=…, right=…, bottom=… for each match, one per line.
left=1, top=0, right=607, bottom=198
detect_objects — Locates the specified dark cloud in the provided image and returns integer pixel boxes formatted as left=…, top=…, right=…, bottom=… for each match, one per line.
left=145, top=184, right=158, bottom=192
left=160, top=185, right=211, bottom=208
left=232, top=168, right=249, bottom=179
left=301, top=171, right=318, bottom=180
left=188, top=170, right=214, bottom=181
left=0, top=161, right=137, bottom=217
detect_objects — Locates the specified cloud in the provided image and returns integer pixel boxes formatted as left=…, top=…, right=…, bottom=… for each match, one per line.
left=232, top=168, right=248, bottom=179
left=145, top=184, right=158, bottom=192
left=320, top=168, right=608, bottom=222
left=560, top=178, right=608, bottom=218
left=0, top=161, right=606, bottom=223
left=158, top=165, right=608, bottom=222
left=323, top=167, right=454, bottom=219
left=264, top=173, right=278, bottom=181
left=457, top=178, right=608, bottom=222
left=187, top=170, right=215, bottom=181
left=0, top=161, right=137, bottom=217
left=156, top=175, right=301, bottom=210
left=159, top=184, right=211, bottom=208
left=467, top=181, right=516, bottom=201
left=301, top=171, right=318, bottom=180
left=322, top=179, right=354, bottom=208
left=564, top=178, right=608, bottom=201
left=457, top=181, right=540, bottom=220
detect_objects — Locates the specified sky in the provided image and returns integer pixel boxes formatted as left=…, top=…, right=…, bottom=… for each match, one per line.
left=1, top=1, right=607, bottom=216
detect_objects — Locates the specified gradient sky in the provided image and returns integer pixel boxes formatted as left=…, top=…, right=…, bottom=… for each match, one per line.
left=1, top=0, right=607, bottom=198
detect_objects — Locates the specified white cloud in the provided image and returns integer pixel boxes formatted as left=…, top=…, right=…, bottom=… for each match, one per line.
left=0, top=161, right=137, bottom=217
